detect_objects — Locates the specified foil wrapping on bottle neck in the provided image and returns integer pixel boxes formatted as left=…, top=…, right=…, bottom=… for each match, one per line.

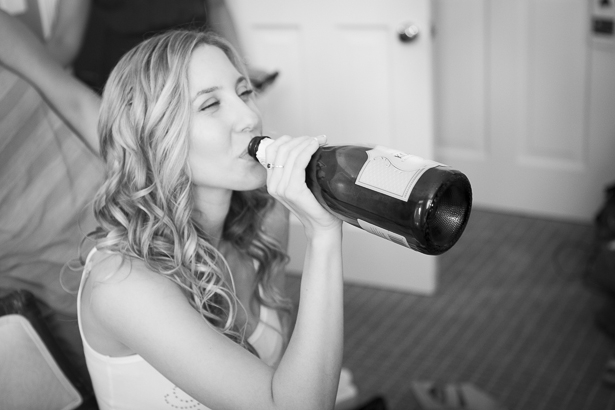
left=252, top=136, right=273, bottom=167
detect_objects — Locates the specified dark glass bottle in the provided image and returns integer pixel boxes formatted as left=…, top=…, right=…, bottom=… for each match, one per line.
left=248, top=136, right=472, bottom=255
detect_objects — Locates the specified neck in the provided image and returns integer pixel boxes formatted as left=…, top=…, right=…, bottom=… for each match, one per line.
left=192, top=187, right=233, bottom=247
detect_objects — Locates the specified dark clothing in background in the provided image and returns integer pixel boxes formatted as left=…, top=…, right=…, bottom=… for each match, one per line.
left=73, top=0, right=208, bottom=93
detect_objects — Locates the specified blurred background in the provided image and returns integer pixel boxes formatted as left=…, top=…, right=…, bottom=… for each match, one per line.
left=230, top=1, right=615, bottom=409
left=2, top=0, right=615, bottom=409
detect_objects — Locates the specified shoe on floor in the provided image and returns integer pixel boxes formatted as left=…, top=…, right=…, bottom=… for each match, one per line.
left=411, top=381, right=507, bottom=410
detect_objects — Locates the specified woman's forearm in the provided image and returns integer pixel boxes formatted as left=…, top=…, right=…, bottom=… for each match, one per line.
left=0, top=10, right=100, bottom=155
left=45, top=0, right=91, bottom=67
left=273, top=226, right=344, bottom=409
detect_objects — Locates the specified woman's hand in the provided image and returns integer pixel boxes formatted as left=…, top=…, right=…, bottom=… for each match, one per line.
left=262, top=135, right=342, bottom=238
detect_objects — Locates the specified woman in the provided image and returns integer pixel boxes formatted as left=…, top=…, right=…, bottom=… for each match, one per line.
left=78, top=29, right=344, bottom=410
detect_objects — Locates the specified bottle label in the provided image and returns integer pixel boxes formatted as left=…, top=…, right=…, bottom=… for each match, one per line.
left=355, top=146, right=441, bottom=201
left=357, top=219, right=411, bottom=248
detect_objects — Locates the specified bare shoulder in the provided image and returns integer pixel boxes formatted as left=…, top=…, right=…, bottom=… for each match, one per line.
left=88, top=251, right=177, bottom=289
left=85, top=251, right=187, bottom=331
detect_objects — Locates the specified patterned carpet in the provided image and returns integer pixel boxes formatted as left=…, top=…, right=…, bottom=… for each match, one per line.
left=286, top=208, right=615, bottom=410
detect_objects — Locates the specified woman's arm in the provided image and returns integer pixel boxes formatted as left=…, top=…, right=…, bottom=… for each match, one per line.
left=0, top=9, right=100, bottom=155
left=262, top=199, right=290, bottom=291
left=263, top=134, right=344, bottom=408
left=45, top=0, right=91, bottom=67
left=89, top=136, right=344, bottom=410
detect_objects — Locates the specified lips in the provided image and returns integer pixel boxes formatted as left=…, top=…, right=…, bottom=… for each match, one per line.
left=240, top=133, right=265, bottom=158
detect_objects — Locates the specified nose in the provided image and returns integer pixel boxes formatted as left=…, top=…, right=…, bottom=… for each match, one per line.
left=232, top=94, right=261, bottom=134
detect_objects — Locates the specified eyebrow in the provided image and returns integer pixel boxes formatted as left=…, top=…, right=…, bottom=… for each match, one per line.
left=191, top=76, right=248, bottom=103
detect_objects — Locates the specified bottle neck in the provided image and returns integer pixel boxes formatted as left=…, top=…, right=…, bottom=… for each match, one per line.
left=247, top=136, right=273, bottom=167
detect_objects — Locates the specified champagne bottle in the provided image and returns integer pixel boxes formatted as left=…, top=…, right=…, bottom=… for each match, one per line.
left=248, top=136, right=472, bottom=255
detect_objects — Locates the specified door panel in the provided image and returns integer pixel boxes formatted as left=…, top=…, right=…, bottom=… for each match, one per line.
left=435, top=0, right=615, bottom=221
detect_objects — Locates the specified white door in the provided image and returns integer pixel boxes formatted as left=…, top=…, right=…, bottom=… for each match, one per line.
left=227, top=0, right=438, bottom=294
left=434, top=0, right=615, bottom=222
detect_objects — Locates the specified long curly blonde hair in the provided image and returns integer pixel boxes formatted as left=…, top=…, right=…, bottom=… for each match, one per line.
left=87, top=29, right=292, bottom=351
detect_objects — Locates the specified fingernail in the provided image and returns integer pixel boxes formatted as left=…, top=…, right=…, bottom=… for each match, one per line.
left=314, top=134, right=327, bottom=145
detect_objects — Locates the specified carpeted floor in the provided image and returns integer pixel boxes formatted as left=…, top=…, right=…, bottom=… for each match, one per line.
left=286, top=208, right=615, bottom=410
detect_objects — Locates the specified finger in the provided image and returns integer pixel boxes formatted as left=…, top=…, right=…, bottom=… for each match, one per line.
left=264, top=135, right=325, bottom=170
left=270, top=136, right=307, bottom=168
left=273, top=137, right=317, bottom=196
left=265, top=136, right=305, bottom=195
left=313, top=134, right=328, bottom=146
left=274, top=136, right=315, bottom=168
left=263, top=135, right=292, bottom=169
left=266, top=136, right=315, bottom=202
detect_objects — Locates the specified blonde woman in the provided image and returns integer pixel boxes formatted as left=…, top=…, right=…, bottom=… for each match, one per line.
left=77, top=29, right=344, bottom=410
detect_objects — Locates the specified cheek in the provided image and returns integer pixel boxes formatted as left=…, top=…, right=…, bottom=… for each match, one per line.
left=188, top=123, right=226, bottom=163
left=187, top=141, right=211, bottom=171
left=187, top=154, right=215, bottom=186
left=186, top=139, right=221, bottom=184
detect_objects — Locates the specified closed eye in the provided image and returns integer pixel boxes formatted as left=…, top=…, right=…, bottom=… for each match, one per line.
left=239, top=89, right=254, bottom=100
left=199, top=100, right=220, bottom=111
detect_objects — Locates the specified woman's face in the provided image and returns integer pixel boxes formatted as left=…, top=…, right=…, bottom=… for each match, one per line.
left=187, top=44, right=266, bottom=195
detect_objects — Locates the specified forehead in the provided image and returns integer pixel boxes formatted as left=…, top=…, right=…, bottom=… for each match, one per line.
left=187, top=44, right=240, bottom=91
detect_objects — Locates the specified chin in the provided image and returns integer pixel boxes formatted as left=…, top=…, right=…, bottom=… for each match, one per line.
left=239, top=167, right=267, bottom=191
left=251, top=163, right=267, bottom=180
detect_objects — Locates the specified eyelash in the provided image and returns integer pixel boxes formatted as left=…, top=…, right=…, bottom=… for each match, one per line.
left=199, top=89, right=254, bottom=111
left=240, top=89, right=254, bottom=99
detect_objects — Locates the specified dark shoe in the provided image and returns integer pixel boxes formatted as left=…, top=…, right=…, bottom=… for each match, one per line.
left=411, top=381, right=507, bottom=410
left=354, top=395, right=387, bottom=410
